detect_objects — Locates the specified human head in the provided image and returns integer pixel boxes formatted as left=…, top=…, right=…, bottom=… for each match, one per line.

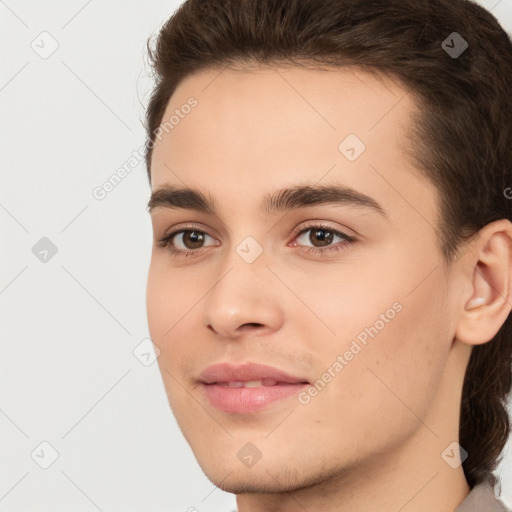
left=144, top=0, right=512, bottom=493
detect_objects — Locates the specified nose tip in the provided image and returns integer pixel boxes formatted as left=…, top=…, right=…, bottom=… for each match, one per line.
left=203, top=262, right=285, bottom=339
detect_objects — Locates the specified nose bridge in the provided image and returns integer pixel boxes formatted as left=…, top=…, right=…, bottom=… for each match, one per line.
left=216, top=224, right=270, bottom=289
left=202, top=231, right=284, bottom=337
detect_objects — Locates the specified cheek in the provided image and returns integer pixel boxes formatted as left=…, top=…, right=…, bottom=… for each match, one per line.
left=325, top=275, right=449, bottom=432
left=298, top=251, right=451, bottom=429
left=146, top=258, right=205, bottom=390
left=145, top=256, right=197, bottom=339
left=286, top=260, right=403, bottom=358
left=146, top=262, right=169, bottom=338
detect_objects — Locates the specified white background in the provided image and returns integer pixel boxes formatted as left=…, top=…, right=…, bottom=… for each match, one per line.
left=1, top=1, right=511, bottom=511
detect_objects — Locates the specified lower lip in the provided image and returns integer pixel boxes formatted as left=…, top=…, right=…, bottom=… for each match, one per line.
left=200, top=383, right=309, bottom=414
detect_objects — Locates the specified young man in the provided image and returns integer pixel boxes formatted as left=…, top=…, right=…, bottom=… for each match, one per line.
left=144, top=0, right=512, bottom=510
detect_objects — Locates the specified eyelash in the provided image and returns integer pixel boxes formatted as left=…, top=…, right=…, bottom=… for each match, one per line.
left=157, top=223, right=357, bottom=258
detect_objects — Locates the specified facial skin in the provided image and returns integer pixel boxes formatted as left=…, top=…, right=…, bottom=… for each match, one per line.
left=146, top=64, right=512, bottom=512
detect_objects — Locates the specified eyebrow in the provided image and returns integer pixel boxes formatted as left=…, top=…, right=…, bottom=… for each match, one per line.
left=147, top=183, right=389, bottom=219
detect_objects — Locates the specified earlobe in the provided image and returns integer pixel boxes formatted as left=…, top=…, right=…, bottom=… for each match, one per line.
left=454, top=220, right=512, bottom=346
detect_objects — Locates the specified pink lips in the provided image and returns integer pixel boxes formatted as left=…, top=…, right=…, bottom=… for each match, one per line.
left=198, top=362, right=309, bottom=414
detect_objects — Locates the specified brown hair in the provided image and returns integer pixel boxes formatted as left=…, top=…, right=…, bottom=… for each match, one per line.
left=143, top=0, right=512, bottom=490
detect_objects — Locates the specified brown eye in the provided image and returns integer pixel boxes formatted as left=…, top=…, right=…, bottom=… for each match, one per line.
left=158, top=227, right=219, bottom=257
left=176, top=230, right=207, bottom=250
left=295, top=227, right=348, bottom=248
left=309, top=228, right=334, bottom=247
left=292, top=225, right=357, bottom=256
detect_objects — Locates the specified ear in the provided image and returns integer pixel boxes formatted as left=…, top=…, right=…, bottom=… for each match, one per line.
left=454, top=219, right=512, bottom=346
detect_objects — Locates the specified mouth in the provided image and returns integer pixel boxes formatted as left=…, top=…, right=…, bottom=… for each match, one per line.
left=198, top=362, right=310, bottom=413
left=215, top=379, right=308, bottom=388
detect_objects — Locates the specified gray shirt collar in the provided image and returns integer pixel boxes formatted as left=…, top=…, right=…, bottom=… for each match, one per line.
left=455, top=482, right=511, bottom=512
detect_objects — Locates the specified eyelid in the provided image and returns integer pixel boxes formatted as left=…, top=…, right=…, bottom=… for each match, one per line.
left=290, top=219, right=357, bottom=242
left=162, top=222, right=219, bottom=240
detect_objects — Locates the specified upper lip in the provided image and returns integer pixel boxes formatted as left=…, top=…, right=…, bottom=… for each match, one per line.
left=198, top=362, right=309, bottom=384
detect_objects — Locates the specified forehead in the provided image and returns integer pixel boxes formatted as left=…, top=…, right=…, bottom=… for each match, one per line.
left=150, top=64, right=435, bottom=225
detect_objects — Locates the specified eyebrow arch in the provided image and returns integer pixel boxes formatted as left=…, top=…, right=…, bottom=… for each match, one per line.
left=147, top=183, right=389, bottom=220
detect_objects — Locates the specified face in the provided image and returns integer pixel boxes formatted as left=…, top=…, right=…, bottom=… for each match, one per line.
left=146, top=65, right=460, bottom=493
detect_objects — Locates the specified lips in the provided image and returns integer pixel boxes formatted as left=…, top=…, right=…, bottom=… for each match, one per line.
left=198, top=362, right=310, bottom=414
left=198, top=362, right=309, bottom=386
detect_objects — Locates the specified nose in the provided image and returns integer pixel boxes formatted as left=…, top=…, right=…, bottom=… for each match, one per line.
left=202, top=252, right=285, bottom=339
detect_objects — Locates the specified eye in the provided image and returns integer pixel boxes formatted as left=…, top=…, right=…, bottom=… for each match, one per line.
left=157, top=225, right=219, bottom=258
left=157, top=222, right=357, bottom=258
left=291, top=224, right=356, bottom=255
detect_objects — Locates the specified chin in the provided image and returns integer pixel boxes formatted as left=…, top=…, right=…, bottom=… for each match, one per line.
left=195, top=451, right=329, bottom=496
left=203, top=468, right=302, bottom=495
